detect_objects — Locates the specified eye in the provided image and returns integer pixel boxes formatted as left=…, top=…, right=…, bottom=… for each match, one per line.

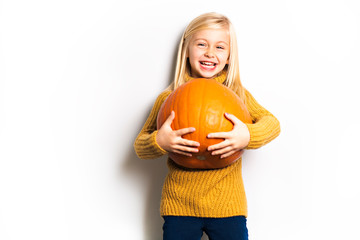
left=197, top=43, right=206, bottom=47
left=217, top=46, right=225, bottom=50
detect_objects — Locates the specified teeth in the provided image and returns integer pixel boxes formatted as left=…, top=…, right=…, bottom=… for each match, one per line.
left=201, top=61, right=215, bottom=66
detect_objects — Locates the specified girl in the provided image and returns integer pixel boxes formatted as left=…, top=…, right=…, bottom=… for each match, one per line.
left=134, top=12, right=280, bottom=240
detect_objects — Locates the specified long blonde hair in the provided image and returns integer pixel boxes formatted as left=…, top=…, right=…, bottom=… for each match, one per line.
left=168, top=12, right=246, bottom=102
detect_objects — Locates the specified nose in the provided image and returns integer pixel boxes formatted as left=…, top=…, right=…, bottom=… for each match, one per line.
left=204, top=49, right=215, bottom=58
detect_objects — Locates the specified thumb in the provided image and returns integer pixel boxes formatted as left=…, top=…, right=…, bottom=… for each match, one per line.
left=224, top=112, right=240, bottom=125
left=164, top=111, right=175, bottom=126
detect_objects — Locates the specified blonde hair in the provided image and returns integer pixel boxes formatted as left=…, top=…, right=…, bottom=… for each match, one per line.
left=167, top=12, right=246, bottom=102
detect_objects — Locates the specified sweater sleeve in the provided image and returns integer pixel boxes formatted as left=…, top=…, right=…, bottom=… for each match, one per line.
left=244, top=88, right=281, bottom=149
left=133, top=90, right=172, bottom=159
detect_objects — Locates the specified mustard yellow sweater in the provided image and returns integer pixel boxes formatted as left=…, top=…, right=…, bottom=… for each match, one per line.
left=134, top=71, right=280, bottom=218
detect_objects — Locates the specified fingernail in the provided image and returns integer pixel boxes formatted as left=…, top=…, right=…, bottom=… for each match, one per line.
left=225, top=112, right=229, bottom=116
left=207, top=134, right=211, bottom=138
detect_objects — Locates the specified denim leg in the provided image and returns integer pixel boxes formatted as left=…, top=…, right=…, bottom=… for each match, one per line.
left=162, top=216, right=204, bottom=240
left=203, top=216, right=249, bottom=240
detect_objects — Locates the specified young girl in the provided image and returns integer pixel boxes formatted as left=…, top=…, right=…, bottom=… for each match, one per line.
left=134, top=12, right=280, bottom=240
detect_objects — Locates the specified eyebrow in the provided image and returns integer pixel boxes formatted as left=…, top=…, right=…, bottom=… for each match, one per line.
left=194, top=38, right=229, bottom=45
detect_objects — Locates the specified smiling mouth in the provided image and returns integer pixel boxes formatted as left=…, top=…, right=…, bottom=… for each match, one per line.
left=200, top=61, right=217, bottom=67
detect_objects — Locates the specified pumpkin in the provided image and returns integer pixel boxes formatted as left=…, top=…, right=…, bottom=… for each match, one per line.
left=157, top=78, right=252, bottom=169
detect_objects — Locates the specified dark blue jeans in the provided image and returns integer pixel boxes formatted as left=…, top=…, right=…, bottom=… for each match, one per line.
left=162, top=216, right=249, bottom=240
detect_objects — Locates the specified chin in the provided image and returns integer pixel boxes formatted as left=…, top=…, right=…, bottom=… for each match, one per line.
left=195, top=70, right=217, bottom=79
left=201, top=72, right=219, bottom=79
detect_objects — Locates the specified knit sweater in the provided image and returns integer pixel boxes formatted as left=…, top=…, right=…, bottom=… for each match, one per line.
left=133, top=71, right=280, bottom=218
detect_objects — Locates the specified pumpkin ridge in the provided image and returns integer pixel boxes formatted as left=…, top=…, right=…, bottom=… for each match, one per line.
left=218, top=85, right=225, bottom=142
left=199, top=79, right=206, bottom=162
left=173, top=87, right=180, bottom=131
left=183, top=82, right=189, bottom=139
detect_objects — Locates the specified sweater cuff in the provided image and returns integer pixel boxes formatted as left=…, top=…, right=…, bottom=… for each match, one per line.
left=152, top=130, right=168, bottom=155
left=245, top=123, right=265, bottom=149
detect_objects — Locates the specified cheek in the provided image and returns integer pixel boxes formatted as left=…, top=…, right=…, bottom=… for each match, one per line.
left=189, top=49, right=201, bottom=59
left=187, top=53, right=197, bottom=69
left=220, top=53, right=230, bottom=64
left=189, top=51, right=202, bottom=66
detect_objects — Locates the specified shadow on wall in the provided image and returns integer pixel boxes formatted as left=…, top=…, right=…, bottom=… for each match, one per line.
left=121, top=121, right=210, bottom=240
left=122, top=135, right=168, bottom=240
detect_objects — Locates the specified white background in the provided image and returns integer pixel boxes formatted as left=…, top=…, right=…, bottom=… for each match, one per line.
left=1, top=0, right=360, bottom=239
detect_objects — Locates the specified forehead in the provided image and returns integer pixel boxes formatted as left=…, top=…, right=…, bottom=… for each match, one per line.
left=192, top=28, right=230, bottom=43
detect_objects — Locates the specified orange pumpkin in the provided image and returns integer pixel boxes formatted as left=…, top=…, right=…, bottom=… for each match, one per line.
left=157, top=78, right=252, bottom=169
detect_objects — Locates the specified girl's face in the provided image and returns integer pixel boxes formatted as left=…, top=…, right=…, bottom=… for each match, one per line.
left=187, top=28, right=230, bottom=79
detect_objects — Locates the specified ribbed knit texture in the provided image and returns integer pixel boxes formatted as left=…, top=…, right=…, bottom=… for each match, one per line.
left=134, top=70, right=280, bottom=218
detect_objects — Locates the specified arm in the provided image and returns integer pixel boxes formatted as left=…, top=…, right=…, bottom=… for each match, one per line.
left=133, top=90, right=171, bottom=159
left=134, top=90, right=200, bottom=160
left=206, top=88, right=280, bottom=158
left=244, top=88, right=281, bottom=149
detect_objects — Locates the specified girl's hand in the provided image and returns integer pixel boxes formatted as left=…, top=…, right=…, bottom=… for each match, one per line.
left=156, top=111, right=200, bottom=157
left=207, top=113, right=250, bottom=159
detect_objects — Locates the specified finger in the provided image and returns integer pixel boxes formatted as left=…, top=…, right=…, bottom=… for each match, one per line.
left=211, top=146, right=233, bottom=156
left=180, top=139, right=200, bottom=147
left=207, top=132, right=229, bottom=139
left=173, top=149, right=193, bottom=157
left=175, top=145, right=199, bottom=153
left=220, top=150, right=237, bottom=159
left=175, top=127, right=196, bottom=136
left=207, top=139, right=230, bottom=151
left=221, top=149, right=244, bottom=159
